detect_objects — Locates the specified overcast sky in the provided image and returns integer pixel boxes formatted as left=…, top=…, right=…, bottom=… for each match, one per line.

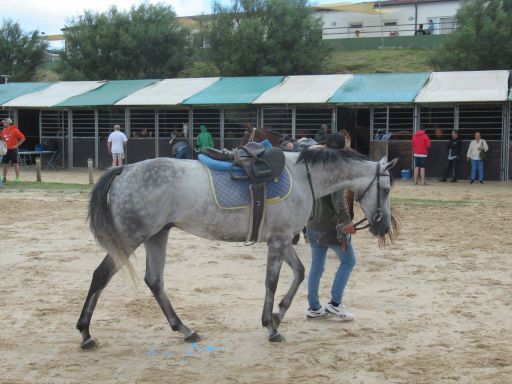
left=3, top=0, right=349, bottom=35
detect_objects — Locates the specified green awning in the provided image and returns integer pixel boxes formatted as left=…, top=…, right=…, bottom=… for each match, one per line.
left=56, top=79, right=159, bottom=107
left=183, top=76, right=284, bottom=105
left=329, top=73, right=430, bottom=104
left=0, top=82, right=54, bottom=105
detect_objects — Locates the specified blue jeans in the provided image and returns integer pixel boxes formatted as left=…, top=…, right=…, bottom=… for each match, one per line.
left=307, top=228, right=356, bottom=310
left=471, top=159, right=484, bottom=181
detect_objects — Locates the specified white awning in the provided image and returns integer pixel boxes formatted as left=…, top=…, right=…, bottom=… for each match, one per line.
left=3, top=81, right=104, bottom=107
left=252, top=75, right=353, bottom=104
left=415, top=70, right=510, bottom=103
left=115, top=77, right=220, bottom=106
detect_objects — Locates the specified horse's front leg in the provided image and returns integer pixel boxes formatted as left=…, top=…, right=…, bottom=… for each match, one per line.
left=262, top=235, right=286, bottom=342
left=272, top=244, right=305, bottom=328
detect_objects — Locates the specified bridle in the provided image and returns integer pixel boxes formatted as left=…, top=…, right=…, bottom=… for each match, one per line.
left=305, top=160, right=388, bottom=234
left=350, top=162, right=385, bottom=232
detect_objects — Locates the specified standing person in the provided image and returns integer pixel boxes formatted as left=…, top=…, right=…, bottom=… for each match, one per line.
left=196, top=124, right=214, bottom=154
left=466, top=131, right=488, bottom=184
left=306, top=132, right=356, bottom=321
left=0, top=134, right=5, bottom=187
left=314, top=124, right=329, bottom=143
left=440, top=130, right=462, bottom=182
left=1, top=118, right=25, bottom=183
left=170, top=132, right=190, bottom=159
left=107, top=124, right=128, bottom=167
left=426, top=19, right=435, bottom=34
left=412, top=126, right=431, bottom=185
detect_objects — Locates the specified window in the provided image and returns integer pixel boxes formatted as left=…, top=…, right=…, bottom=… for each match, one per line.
left=262, top=107, right=292, bottom=136
left=296, top=108, right=333, bottom=139
left=439, top=17, right=456, bottom=34
left=420, top=106, right=454, bottom=139
left=348, top=22, right=363, bottom=29
left=72, top=110, right=95, bottom=138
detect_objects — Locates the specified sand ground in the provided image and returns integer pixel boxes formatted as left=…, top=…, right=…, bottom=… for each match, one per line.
left=0, top=168, right=511, bottom=383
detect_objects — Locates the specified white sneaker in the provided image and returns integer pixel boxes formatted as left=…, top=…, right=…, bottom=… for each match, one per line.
left=325, top=302, right=354, bottom=321
left=306, top=306, right=327, bottom=319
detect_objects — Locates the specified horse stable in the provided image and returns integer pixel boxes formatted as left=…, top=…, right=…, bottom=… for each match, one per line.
left=0, top=70, right=511, bottom=180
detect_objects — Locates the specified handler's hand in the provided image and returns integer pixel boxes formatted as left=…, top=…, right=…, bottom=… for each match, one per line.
left=343, top=223, right=356, bottom=235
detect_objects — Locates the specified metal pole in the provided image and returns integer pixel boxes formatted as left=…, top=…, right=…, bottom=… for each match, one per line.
left=291, top=106, right=296, bottom=139
left=67, top=110, right=73, bottom=168
left=155, top=109, right=159, bottom=157
left=385, top=105, right=389, bottom=159
left=94, top=109, right=99, bottom=168
left=378, top=0, right=384, bottom=48
left=220, top=109, right=225, bottom=149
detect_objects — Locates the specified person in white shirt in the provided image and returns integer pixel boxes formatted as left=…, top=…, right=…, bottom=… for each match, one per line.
left=466, top=131, right=488, bottom=184
left=107, top=124, right=128, bottom=167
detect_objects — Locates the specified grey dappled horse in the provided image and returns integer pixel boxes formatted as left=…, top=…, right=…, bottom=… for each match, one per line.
left=77, top=146, right=398, bottom=348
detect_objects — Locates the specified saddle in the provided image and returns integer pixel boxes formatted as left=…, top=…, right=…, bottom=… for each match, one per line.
left=204, top=141, right=285, bottom=243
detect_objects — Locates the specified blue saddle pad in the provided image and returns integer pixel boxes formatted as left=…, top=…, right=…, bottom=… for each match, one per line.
left=198, top=154, right=242, bottom=172
left=203, top=166, right=292, bottom=209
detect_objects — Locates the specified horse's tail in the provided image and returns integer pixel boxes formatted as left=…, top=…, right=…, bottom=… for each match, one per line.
left=88, top=166, right=137, bottom=281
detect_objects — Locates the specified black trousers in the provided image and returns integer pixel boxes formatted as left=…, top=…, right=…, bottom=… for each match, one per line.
left=443, top=158, right=459, bottom=180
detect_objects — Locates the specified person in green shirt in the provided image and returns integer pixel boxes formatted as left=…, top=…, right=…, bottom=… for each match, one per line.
left=196, top=124, right=214, bottom=154
left=306, top=132, right=356, bottom=321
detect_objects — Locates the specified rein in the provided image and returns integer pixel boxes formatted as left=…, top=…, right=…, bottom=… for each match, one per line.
left=305, top=160, right=316, bottom=220
left=337, top=163, right=387, bottom=235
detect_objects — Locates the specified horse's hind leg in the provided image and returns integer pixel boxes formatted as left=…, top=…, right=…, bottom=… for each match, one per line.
left=144, top=227, right=200, bottom=342
left=76, top=254, right=119, bottom=349
left=262, top=236, right=286, bottom=342
left=272, top=244, right=305, bottom=328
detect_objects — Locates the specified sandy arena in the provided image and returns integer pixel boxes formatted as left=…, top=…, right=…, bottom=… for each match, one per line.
left=1, top=169, right=511, bottom=383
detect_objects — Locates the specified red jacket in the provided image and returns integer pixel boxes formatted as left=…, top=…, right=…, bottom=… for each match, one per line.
left=412, top=130, right=431, bottom=156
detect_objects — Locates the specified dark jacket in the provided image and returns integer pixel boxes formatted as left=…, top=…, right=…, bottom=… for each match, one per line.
left=446, top=137, right=462, bottom=158
left=307, top=190, right=351, bottom=232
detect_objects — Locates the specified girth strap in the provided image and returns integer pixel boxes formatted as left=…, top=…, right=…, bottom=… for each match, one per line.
left=246, top=183, right=267, bottom=244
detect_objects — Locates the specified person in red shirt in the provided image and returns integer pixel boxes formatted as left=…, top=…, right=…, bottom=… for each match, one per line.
left=411, top=126, right=431, bottom=185
left=1, top=118, right=25, bottom=183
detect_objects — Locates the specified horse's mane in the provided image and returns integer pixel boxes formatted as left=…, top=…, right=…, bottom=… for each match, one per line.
left=296, top=145, right=367, bottom=166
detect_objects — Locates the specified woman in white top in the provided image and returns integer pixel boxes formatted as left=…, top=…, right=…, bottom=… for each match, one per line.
left=466, top=132, right=488, bottom=184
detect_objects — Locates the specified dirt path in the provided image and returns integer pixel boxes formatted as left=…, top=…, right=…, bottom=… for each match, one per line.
left=1, top=173, right=511, bottom=383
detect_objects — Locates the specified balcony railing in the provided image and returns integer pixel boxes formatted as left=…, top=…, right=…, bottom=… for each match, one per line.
left=323, top=21, right=457, bottom=39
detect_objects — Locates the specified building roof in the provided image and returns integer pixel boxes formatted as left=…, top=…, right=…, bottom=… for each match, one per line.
left=3, top=81, right=104, bottom=107
left=183, top=76, right=284, bottom=105
left=116, top=78, right=220, bottom=106
left=0, top=71, right=509, bottom=108
left=377, top=0, right=460, bottom=7
left=0, top=82, right=54, bottom=105
left=329, top=72, right=430, bottom=104
left=415, top=70, right=510, bottom=103
left=253, top=75, right=352, bottom=104
left=57, top=79, right=159, bottom=107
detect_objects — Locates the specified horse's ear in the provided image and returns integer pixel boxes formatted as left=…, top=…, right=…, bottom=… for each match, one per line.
left=384, top=158, right=399, bottom=170
left=379, top=156, right=388, bottom=164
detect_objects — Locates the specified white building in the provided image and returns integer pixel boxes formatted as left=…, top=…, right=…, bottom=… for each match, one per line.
left=315, top=0, right=461, bottom=39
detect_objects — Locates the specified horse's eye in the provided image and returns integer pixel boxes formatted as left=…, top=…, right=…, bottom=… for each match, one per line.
left=383, top=188, right=390, bottom=195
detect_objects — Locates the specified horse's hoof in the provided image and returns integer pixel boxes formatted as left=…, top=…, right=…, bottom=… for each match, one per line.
left=272, top=313, right=281, bottom=328
left=81, top=338, right=97, bottom=350
left=184, top=332, right=201, bottom=342
left=269, top=333, right=285, bottom=342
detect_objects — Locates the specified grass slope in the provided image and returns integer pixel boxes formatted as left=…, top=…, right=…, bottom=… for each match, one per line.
left=325, top=49, right=433, bottom=74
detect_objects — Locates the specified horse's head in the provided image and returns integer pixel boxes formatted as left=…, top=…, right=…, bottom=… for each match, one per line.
left=356, top=157, right=398, bottom=237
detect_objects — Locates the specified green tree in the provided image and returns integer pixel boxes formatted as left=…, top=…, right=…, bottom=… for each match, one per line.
left=205, top=0, right=329, bottom=76
left=0, top=20, right=48, bottom=81
left=431, top=0, right=512, bottom=70
left=59, top=3, right=191, bottom=80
